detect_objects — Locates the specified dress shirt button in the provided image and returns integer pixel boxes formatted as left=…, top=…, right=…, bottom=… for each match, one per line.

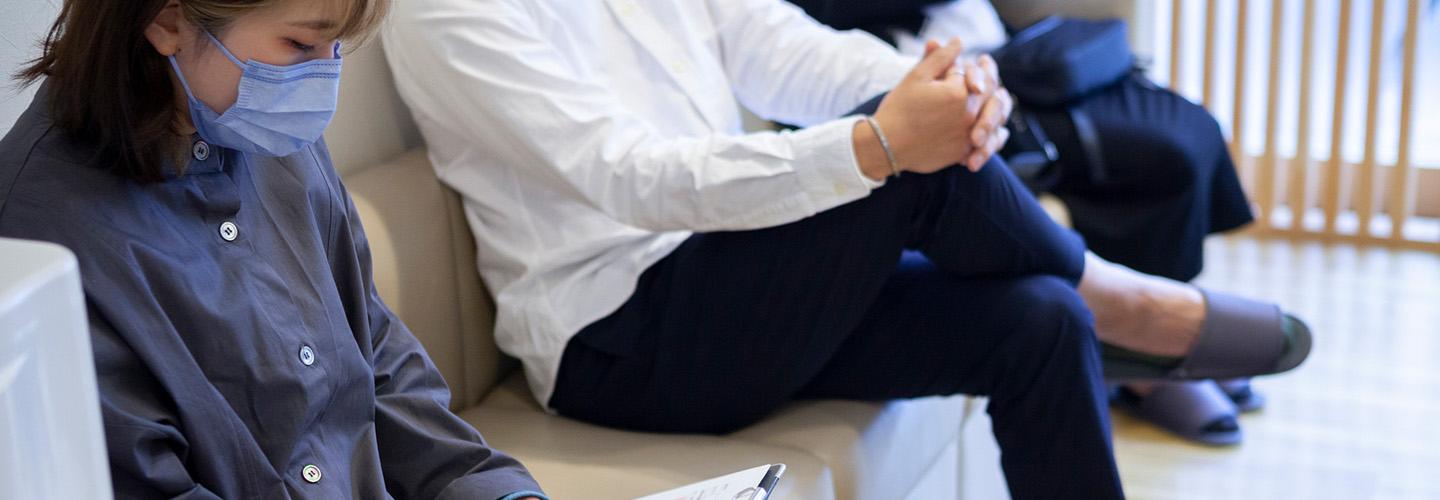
left=299, top=345, right=316, bottom=366
left=192, top=140, right=210, bottom=161
left=218, top=221, right=238, bottom=242
left=301, top=464, right=322, bottom=484
left=833, top=182, right=848, bottom=195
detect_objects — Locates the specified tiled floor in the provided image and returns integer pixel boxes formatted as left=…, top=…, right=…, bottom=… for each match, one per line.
left=960, top=235, right=1440, bottom=500
left=1112, top=235, right=1440, bottom=500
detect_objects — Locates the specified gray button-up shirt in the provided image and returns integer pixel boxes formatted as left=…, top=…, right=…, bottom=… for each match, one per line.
left=0, top=93, right=544, bottom=500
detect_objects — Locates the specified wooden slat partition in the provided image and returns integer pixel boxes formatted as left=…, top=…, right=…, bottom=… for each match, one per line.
left=1256, top=0, right=1283, bottom=228
left=1230, top=0, right=1250, bottom=169
left=1321, top=0, right=1353, bottom=235
left=1171, top=0, right=1185, bottom=90
left=1355, top=0, right=1388, bottom=236
left=1202, top=0, right=1219, bottom=109
left=1164, top=0, right=1436, bottom=251
left=1289, top=0, right=1317, bottom=231
left=1388, top=0, right=1422, bottom=241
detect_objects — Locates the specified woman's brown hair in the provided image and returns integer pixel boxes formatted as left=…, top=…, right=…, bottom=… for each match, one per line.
left=15, top=0, right=388, bottom=182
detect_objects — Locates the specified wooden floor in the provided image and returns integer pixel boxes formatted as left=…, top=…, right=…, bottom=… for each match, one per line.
left=960, top=235, right=1440, bottom=500
left=1113, top=236, right=1440, bottom=500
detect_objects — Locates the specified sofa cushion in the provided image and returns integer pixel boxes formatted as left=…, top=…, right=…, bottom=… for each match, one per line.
left=346, top=149, right=512, bottom=410
left=482, top=374, right=975, bottom=500
left=459, top=397, right=835, bottom=499
left=731, top=396, right=976, bottom=500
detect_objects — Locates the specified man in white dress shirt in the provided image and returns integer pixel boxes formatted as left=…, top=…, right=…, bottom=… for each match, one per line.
left=383, top=1, right=1308, bottom=497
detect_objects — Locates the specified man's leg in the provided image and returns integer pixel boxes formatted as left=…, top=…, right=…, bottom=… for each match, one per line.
left=1039, top=77, right=1253, bottom=281
left=548, top=153, right=1087, bottom=434
left=552, top=93, right=1090, bottom=432
left=798, top=253, right=1123, bottom=499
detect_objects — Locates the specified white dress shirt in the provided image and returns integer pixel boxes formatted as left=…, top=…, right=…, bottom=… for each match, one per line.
left=384, top=0, right=914, bottom=406
left=894, top=0, right=1010, bottom=57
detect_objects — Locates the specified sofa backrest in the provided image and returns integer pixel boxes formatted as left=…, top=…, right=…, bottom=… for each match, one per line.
left=332, top=39, right=514, bottom=410
left=326, top=38, right=423, bottom=174
left=347, top=150, right=514, bottom=410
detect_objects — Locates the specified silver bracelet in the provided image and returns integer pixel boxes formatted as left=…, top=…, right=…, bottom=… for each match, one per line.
left=862, top=116, right=902, bottom=178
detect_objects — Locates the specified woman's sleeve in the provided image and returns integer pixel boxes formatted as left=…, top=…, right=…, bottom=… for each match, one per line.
left=89, top=310, right=223, bottom=500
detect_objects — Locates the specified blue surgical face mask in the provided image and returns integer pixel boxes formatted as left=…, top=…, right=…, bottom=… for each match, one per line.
left=168, top=31, right=342, bottom=157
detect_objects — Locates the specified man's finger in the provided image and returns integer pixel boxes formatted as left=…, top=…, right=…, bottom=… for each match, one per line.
left=978, top=54, right=1001, bottom=89
left=967, top=152, right=985, bottom=172
left=962, top=61, right=988, bottom=95
left=998, top=88, right=1014, bottom=119
left=939, top=70, right=971, bottom=104
left=911, top=38, right=964, bottom=81
left=972, top=94, right=1004, bottom=146
left=991, top=126, right=1011, bottom=153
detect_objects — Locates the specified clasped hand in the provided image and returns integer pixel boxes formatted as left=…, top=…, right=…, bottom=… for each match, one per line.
left=871, top=38, right=1014, bottom=175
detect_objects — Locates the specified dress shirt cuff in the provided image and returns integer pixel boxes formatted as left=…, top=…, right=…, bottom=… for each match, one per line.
left=853, top=130, right=888, bottom=191
left=436, top=470, right=545, bottom=500
left=791, top=118, right=879, bottom=213
left=842, top=115, right=886, bottom=190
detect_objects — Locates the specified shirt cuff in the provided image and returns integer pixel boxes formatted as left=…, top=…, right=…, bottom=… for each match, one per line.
left=844, top=116, right=888, bottom=190
left=789, top=117, right=880, bottom=214
left=436, top=470, right=545, bottom=500
left=850, top=118, right=888, bottom=190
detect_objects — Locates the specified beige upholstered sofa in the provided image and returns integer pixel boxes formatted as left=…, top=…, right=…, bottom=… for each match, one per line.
left=324, top=0, right=1139, bottom=493
left=326, top=38, right=1011, bottom=500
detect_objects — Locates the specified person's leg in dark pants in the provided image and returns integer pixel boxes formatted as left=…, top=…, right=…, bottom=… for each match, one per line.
left=550, top=98, right=1125, bottom=498
left=549, top=155, right=1087, bottom=427
left=1038, top=77, right=1253, bottom=281
left=1035, top=77, right=1259, bottom=442
left=549, top=157, right=1123, bottom=498
left=799, top=253, right=1121, bottom=498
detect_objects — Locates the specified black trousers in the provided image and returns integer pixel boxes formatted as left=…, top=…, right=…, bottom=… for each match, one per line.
left=550, top=99, right=1125, bottom=499
left=1038, top=77, right=1254, bottom=281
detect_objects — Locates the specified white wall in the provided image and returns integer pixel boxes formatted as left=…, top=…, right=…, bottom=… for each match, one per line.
left=0, top=0, right=59, bottom=138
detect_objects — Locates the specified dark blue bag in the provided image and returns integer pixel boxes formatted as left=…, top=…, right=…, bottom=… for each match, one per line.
left=992, top=17, right=1135, bottom=108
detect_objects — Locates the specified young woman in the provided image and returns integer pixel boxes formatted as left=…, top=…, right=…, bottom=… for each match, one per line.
left=0, top=1, right=543, bottom=498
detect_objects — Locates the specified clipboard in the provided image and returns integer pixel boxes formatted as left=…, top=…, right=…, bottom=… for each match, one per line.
left=632, top=463, right=786, bottom=500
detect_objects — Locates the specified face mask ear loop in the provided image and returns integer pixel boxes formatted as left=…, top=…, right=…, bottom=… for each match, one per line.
left=203, top=29, right=247, bottom=68
left=167, top=55, right=202, bottom=102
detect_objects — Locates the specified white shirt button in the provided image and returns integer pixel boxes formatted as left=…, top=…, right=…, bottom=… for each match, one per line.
left=192, top=140, right=210, bottom=161
left=299, top=345, right=316, bottom=366
left=218, top=221, right=238, bottom=242
left=301, top=464, right=322, bottom=484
